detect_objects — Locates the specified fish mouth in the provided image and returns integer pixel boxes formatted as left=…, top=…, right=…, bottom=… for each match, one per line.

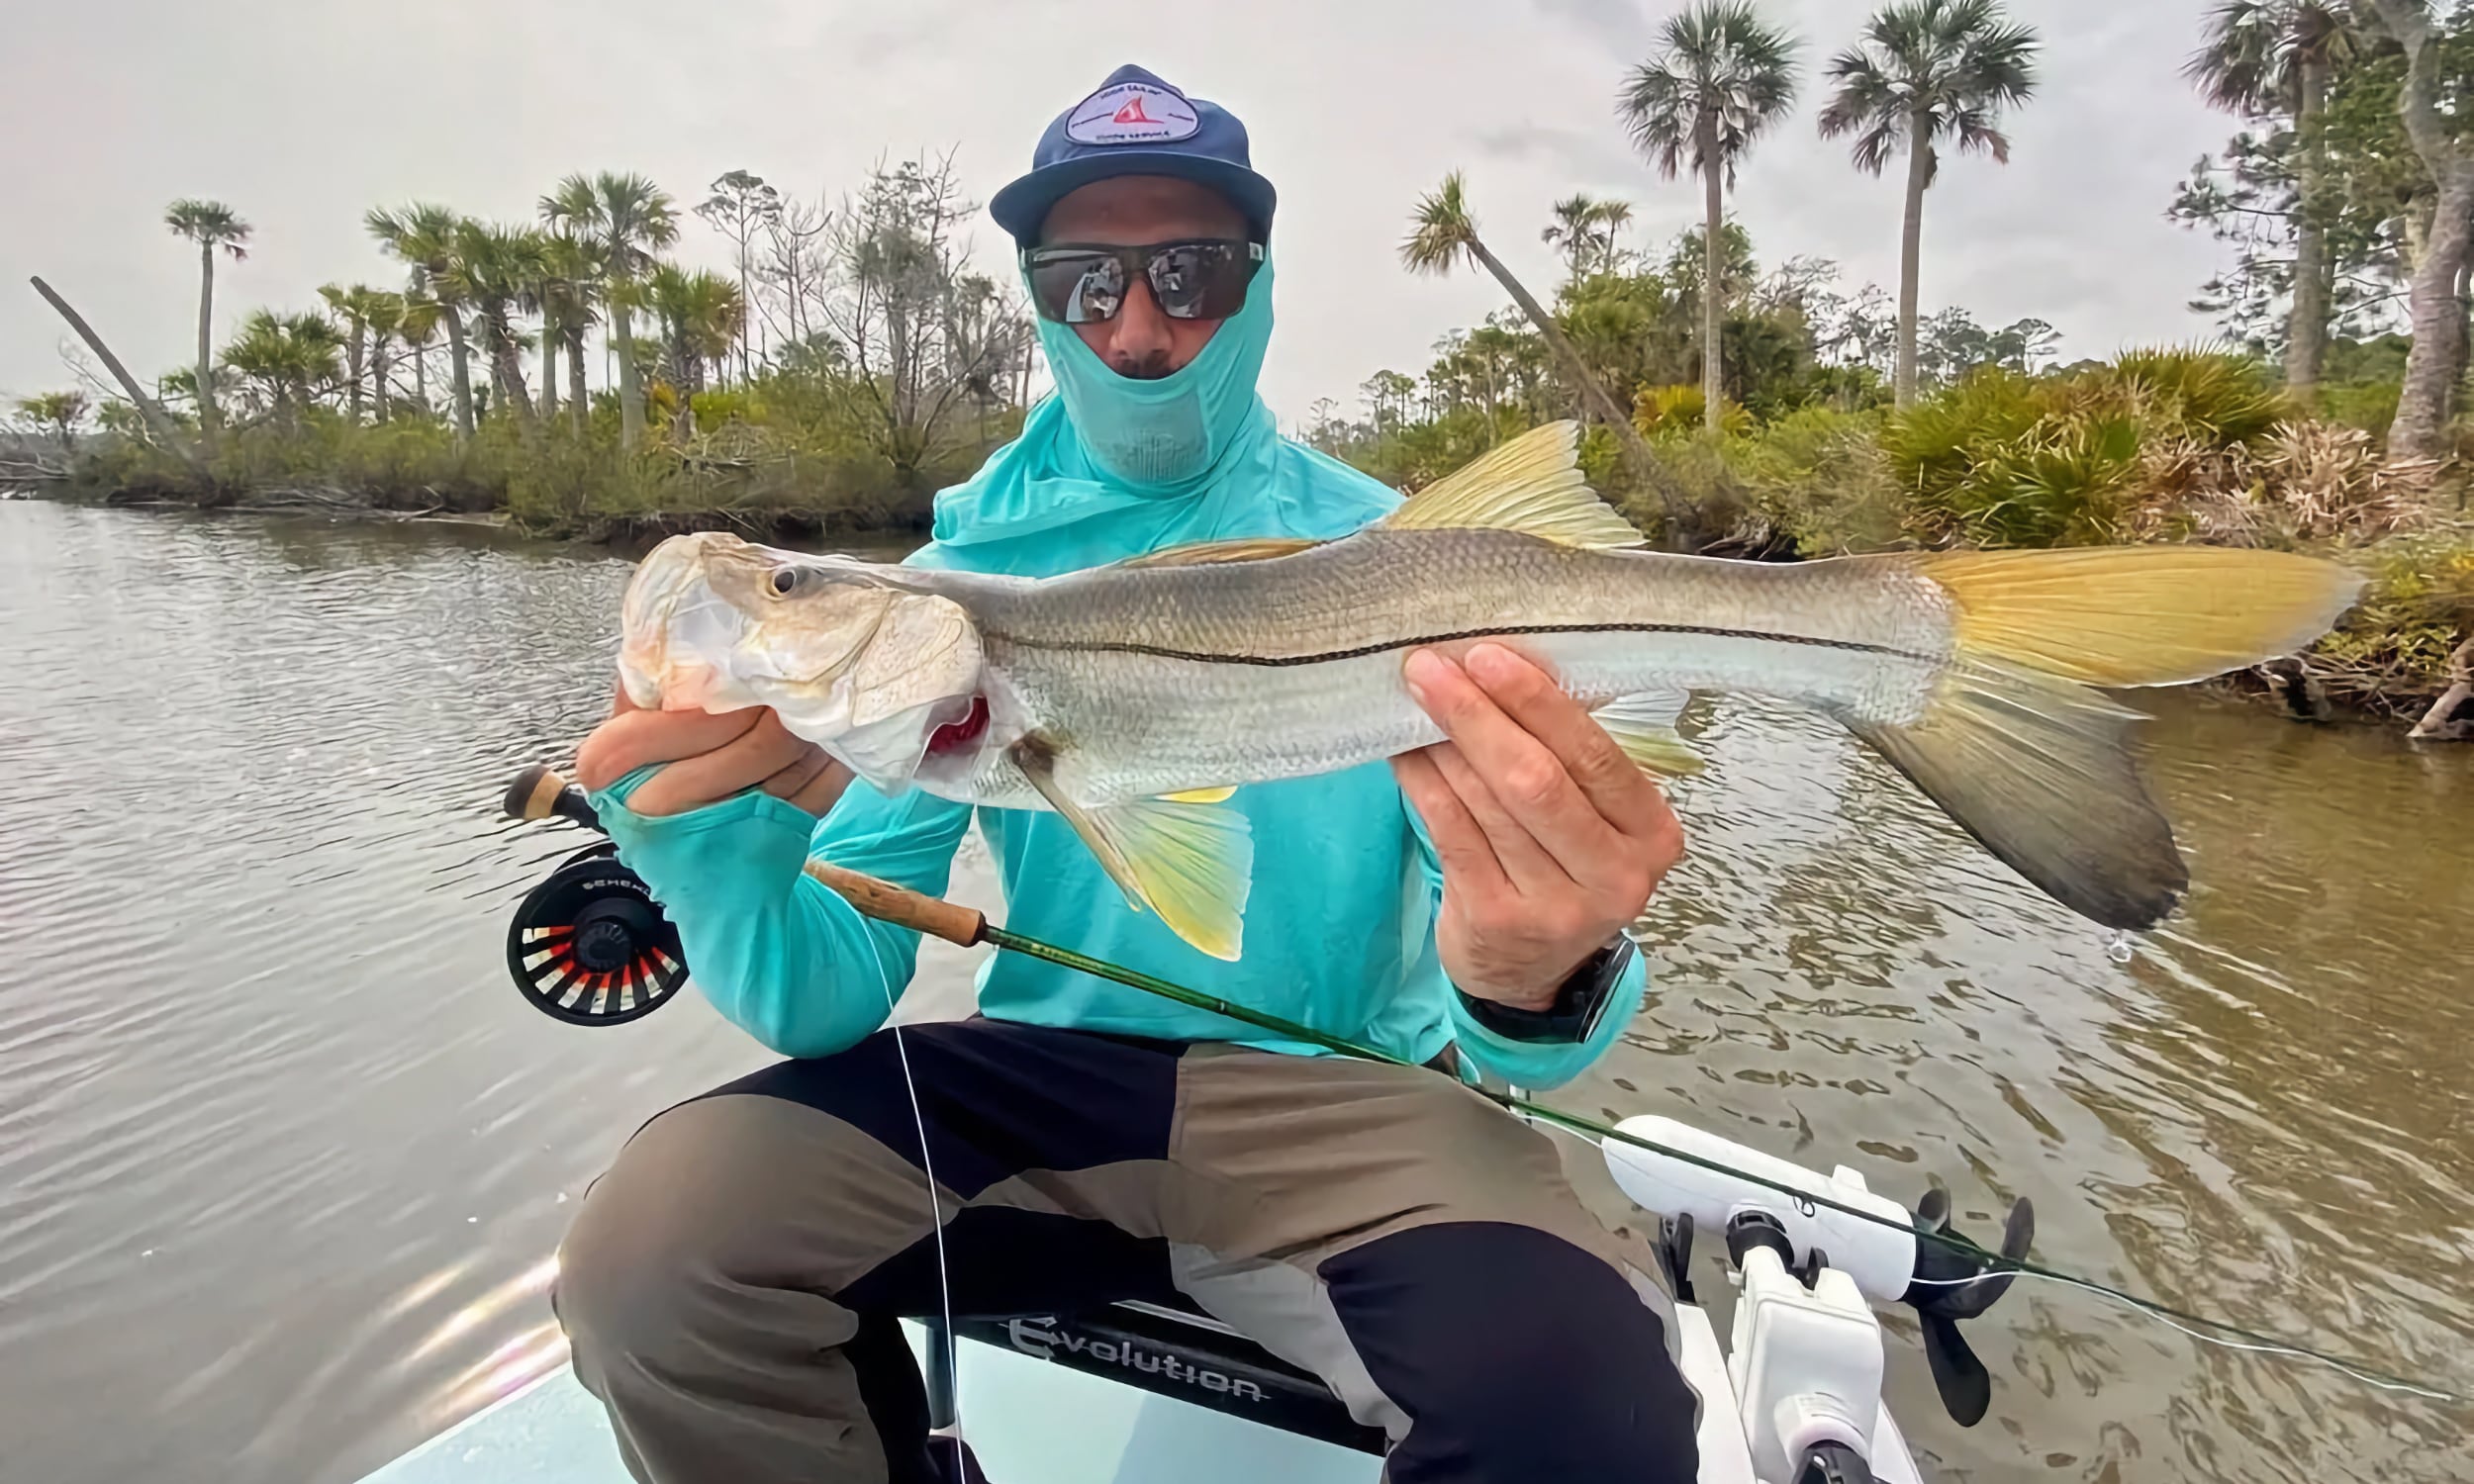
left=619, top=532, right=818, bottom=709
left=924, top=695, right=990, bottom=758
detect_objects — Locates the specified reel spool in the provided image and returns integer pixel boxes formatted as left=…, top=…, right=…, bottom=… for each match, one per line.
left=505, top=843, right=688, bottom=1026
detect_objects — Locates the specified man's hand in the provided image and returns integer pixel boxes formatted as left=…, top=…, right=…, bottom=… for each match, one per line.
left=574, top=686, right=850, bottom=819
left=1391, top=643, right=1684, bottom=1012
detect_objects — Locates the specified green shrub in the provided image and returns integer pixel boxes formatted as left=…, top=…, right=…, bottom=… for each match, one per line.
left=1722, top=406, right=1903, bottom=556
left=2107, top=346, right=2292, bottom=445
left=1879, top=351, right=2292, bottom=548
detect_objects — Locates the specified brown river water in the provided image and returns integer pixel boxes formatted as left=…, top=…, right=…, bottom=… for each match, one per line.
left=0, top=500, right=2467, bottom=1483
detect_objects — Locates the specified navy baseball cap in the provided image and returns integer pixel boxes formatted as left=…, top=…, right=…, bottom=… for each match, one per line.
left=990, top=64, right=1277, bottom=247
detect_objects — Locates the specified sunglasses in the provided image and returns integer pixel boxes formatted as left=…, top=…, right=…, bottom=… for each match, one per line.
left=1023, top=238, right=1265, bottom=325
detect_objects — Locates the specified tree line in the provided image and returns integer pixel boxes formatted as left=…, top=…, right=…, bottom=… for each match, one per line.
left=1335, top=0, right=2474, bottom=500
left=29, top=155, right=1036, bottom=516
left=18, top=0, right=2474, bottom=516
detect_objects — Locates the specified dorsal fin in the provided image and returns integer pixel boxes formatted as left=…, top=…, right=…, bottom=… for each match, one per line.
left=1377, top=420, right=1645, bottom=549
left=1113, top=536, right=1325, bottom=570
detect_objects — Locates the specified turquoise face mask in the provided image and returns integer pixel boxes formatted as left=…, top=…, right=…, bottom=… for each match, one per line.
left=1032, top=251, right=1275, bottom=491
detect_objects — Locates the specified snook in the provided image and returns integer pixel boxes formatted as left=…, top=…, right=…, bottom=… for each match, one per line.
left=617, top=421, right=2364, bottom=961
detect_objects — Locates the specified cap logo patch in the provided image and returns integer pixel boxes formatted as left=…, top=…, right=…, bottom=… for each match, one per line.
left=1066, top=80, right=1200, bottom=145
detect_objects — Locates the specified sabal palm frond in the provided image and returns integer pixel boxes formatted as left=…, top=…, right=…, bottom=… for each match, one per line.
left=1617, top=0, right=1802, bottom=191
left=541, top=172, right=678, bottom=444
left=1818, top=0, right=2041, bottom=406
left=165, top=199, right=251, bottom=256
left=1818, top=0, right=2040, bottom=182
left=2185, top=0, right=2350, bottom=116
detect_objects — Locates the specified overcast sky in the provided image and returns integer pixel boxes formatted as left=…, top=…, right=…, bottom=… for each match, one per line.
left=1, top=0, right=2242, bottom=429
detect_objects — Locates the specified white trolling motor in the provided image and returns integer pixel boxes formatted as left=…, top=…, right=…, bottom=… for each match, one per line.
left=1599, top=1116, right=2036, bottom=1484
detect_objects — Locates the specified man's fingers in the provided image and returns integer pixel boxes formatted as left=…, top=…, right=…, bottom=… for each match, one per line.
left=1424, top=736, right=1572, bottom=898
left=785, top=759, right=854, bottom=817
left=760, top=746, right=832, bottom=801
left=1391, top=748, right=1511, bottom=903
left=1403, top=647, right=1625, bottom=884
left=574, top=704, right=761, bottom=790
left=1461, top=643, right=1668, bottom=841
left=623, top=711, right=811, bottom=816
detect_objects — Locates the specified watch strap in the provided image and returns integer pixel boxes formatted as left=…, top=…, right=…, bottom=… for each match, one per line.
left=1455, top=936, right=1634, bottom=1046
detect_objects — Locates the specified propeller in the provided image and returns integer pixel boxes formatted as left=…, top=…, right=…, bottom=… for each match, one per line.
left=1900, top=1186, right=2036, bottom=1428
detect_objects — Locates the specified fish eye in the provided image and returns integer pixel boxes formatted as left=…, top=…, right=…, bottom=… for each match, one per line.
left=768, top=568, right=804, bottom=598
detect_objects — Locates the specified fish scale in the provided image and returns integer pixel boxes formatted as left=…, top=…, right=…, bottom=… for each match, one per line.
left=944, top=528, right=1958, bottom=810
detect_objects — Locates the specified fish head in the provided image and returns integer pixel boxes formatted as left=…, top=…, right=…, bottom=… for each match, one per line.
left=616, top=531, right=986, bottom=792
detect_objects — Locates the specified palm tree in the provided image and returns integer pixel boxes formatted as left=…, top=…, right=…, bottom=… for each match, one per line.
left=223, top=310, right=342, bottom=426
left=541, top=172, right=678, bottom=447
left=643, top=265, right=748, bottom=441
left=2184, top=2, right=2350, bottom=400
left=317, top=284, right=387, bottom=424
left=362, top=291, right=405, bottom=421
left=396, top=292, right=443, bottom=417
left=1401, top=171, right=1676, bottom=513
left=537, top=233, right=602, bottom=431
left=367, top=204, right=478, bottom=441
left=1819, top=0, right=2041, bottom=408
left=163, top=200, right=251, bottom=440
left=1540, top=194, right=1637, bottom=279
left=15, top=391, right=91, bottom=454
left=448, top=222, right=548, bottom=427
left=1618, top=0, right=1802, bottom=432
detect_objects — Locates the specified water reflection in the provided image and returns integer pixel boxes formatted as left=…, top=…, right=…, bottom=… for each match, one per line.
left=0, top=503, right=2466, bottom=1483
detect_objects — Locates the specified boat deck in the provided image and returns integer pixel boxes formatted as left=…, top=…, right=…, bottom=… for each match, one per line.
left=361, top=1325, right=1379, bottom=1484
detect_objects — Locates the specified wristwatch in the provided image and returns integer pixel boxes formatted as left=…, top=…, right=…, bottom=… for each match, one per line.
left=1455, top=936, right=1635, bottom=1045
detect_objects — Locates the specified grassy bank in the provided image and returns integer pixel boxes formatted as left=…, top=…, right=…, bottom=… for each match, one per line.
left=35, top=384, right=1018, bottom=544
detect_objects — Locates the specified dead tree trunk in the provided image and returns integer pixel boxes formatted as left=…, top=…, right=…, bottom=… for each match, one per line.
left=29, top=275, right=205, bottom=472
left=2408, top=635, right=2474, bottom=740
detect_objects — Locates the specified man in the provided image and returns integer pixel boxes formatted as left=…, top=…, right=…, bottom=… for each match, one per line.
left=556, top=63, right=1698, bottom=1483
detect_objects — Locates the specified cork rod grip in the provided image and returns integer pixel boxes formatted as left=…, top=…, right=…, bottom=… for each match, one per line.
left=803, top=861, right=988, bottom=948
left=502, top=766, right=987, bottom=948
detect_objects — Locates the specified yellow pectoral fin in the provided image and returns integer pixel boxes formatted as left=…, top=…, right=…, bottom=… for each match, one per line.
left=1064, top=794, right=1254, bottom=962
left=1009, top=741, right=1254, bottom=961
left=1157, top=786, right=1238, bottom=803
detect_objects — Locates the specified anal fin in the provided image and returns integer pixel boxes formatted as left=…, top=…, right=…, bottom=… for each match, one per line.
left=1011, top=741, right=1254, bottom=961
left=1845, top=660, right=2187, bottom=930
left=1592, top=690, right=1705, bottom=778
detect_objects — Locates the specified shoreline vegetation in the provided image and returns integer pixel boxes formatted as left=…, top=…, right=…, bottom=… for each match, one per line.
left=7, top=3, right=2474, bottom=738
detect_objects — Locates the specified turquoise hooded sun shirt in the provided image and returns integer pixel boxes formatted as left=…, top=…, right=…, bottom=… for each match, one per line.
left=590, top=253, right=1647, bottom=1089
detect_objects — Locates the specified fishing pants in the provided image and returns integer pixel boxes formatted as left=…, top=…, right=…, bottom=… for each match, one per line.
left=552, top=1018, right=1701, bottom=1483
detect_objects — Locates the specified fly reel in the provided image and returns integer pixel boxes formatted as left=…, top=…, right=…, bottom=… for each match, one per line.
left=505, top=842, right=689, bottom=1026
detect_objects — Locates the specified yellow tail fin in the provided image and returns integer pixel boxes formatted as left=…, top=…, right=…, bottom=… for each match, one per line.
left=1915, top=546, right=2365, bottom=688
left=1847, top=545, right=2363, bottom=930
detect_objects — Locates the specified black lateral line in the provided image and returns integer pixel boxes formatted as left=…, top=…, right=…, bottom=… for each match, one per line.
left=987, top=621, right=1936, bottom=668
